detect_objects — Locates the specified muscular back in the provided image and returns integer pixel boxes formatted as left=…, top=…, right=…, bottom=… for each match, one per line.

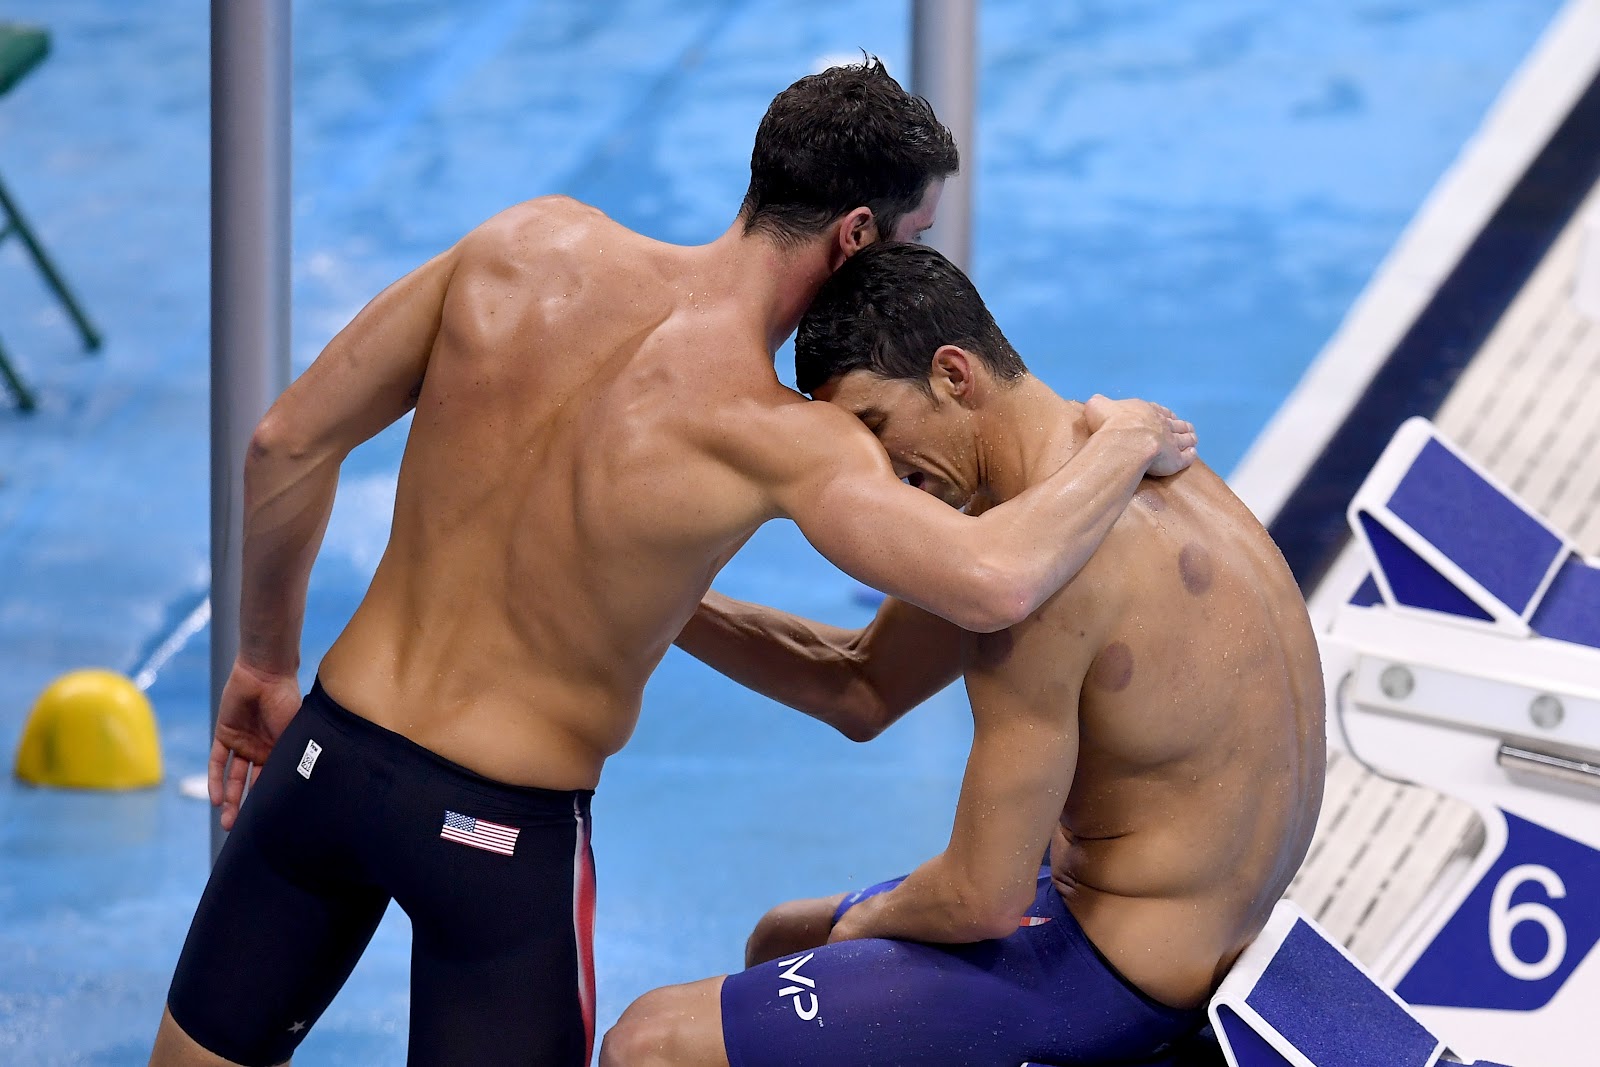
left=1036, top=459, right=1324, bottom=1008
left=320, top=198, right=781, bottom=789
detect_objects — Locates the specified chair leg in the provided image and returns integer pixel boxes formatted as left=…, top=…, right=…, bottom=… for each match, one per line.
left=0, top=332, right=37, bottom=412
left=0, top=173, right=102, bottom=352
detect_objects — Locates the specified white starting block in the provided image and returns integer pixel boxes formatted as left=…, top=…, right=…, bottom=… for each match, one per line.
left=1209, top=902, right=1513, bottom=1067
left=1332, top=417, right=1600, bottom=789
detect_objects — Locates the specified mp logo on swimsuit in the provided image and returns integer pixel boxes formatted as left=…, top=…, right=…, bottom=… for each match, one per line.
left=777, top=953, right=820, bottom=1022
left=296, top=739, right=322, bottom=779
left=440, top=810, right=520, bottom=856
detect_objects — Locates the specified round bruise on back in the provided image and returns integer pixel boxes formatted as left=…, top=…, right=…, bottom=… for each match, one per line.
left=1178, top=542, right=1214, bottom=597
left=1087, top=641, right=1134, bottom=692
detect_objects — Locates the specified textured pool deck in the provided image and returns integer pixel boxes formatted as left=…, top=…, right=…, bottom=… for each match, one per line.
left=0, top=0, right=1566, bottom=1061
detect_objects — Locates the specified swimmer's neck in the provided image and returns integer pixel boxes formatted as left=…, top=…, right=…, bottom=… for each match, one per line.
left=697, top=220, right=842, bottom=354
left=973, top=378, right=1090, bottom=507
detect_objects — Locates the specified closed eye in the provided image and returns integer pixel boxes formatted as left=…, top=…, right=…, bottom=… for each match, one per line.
left=853, top=407, right=888, bottom=437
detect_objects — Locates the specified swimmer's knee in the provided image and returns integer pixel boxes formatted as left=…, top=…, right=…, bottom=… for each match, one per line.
left=599, top=993, right=668, bottom=1067
left=744, top=895, right=844, bottom=968
left=600, top=983, right=720, bottom=1067
left=149, top=1007, right=257, bottom=1067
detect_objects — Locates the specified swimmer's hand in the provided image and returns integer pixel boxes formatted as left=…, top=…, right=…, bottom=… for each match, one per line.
left=210, top=660, right=303, bottom=831
left=1083, top=394, right=1196, bottom=478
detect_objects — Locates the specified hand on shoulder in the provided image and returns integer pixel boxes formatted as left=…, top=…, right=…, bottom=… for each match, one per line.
left=1083, top=394, right=1197, bottom=478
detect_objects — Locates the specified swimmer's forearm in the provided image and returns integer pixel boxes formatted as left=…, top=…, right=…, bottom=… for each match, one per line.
left=832, top=857, right=1027, bottom=945
left=676, top=592, right=884, bottom=739
left=236, top=424, right=341, bottom=675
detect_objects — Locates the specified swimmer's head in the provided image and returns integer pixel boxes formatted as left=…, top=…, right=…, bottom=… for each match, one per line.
left=796, top=243, right=1029, bottom=507
left=740, top=57, right=957, bottom=252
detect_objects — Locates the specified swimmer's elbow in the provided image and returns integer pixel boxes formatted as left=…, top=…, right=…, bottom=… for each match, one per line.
left=953, top=875, right=1037, bottom=941
left=834, top=692, right=891, bottom=743
left=947, top=896, right=1027, bottom=942
left=249, top=402, right=350, bottom=477
left=247, top=411, right=309, bottom=469
left=973, top=910, right=1026, bottom=942
left=956, top=559, right=1035, bottom=633
left=837, top=720, right=880, bottom=744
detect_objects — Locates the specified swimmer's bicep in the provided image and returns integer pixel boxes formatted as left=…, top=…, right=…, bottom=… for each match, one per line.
left=768, top=428, right=1018, bottom=632
left=277, top=247, right=459, bottom=456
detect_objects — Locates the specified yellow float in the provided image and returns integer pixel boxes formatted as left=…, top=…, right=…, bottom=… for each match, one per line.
left=13, top=669, right=163, bottom=789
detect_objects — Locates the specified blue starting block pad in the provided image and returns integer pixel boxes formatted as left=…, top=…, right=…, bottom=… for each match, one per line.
left=1346, top=418, right=1599, bottom=646
left=1209, top=902, right=1445, bottom=1067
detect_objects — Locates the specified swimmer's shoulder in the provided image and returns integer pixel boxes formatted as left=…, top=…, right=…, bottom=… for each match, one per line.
left=454, top=195, right=642, bottom=277
left=694, top=375, right=890, bottom=486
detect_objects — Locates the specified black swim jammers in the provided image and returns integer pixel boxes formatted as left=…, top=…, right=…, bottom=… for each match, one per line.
left=167, top=680, right=597, bottom=1066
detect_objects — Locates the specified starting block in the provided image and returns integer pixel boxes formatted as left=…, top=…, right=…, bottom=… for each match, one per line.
left=1018, top=899, right=1514, bottom=1067
left=1210, top=901, right=1442, bottom=1066
left=1332, top=418, right=1600, bottom=789
left=1210, top=902, right=1515, bottom=1067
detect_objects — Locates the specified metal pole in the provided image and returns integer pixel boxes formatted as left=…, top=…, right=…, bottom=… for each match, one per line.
left=911, top=0, right=977, bottom=273
left=211, top=0, right=292, bottom=861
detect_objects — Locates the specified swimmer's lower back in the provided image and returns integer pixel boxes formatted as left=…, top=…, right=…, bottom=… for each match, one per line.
left=316, top=633, right=635, bottom=793
left=1054, top=880, right=1270, bottom=1010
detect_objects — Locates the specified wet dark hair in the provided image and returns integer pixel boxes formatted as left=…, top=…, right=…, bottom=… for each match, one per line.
left=795, top=243, right=1027, bottom=395
left=739, top=57, right=958, bottom=246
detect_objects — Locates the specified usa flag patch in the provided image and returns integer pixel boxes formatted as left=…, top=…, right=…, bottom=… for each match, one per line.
left=440, top=811, right=519, bottom=856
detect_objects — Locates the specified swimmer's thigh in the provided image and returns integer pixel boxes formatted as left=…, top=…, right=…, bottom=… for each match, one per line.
left=720, top=933, right=1037, bottom=1067
left=720, top=875, right=1198, bottom=1067
left=166, top=708, right=391, bottom=1066
left=400, top=798, right=596, bottom=1067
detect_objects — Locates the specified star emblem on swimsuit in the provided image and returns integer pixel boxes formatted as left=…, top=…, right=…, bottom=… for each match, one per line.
left=288, top=1020, right=306, bottom=1034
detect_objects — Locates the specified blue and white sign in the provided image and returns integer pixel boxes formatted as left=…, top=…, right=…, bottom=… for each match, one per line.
left=1397, top=812, right=1600, bottom=1012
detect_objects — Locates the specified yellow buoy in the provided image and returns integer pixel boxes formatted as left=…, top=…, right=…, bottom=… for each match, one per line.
left=13, top=669, right=163, bottom=789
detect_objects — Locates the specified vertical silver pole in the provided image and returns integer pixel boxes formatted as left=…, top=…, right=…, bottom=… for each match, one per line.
left=211, top=0, right=292, bottom=860
left=911, top=0, right=977, bottom=272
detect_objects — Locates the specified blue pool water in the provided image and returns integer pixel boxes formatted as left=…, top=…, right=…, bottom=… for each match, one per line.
left=0, top=0, right=1567, bottom=1061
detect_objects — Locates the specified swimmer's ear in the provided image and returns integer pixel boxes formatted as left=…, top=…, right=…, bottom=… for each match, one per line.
left=831, top=207, right=880, bottom=269
left=930, top=345, right=975, bottom=404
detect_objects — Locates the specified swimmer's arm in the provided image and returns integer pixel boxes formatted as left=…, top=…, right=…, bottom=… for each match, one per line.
left=759, top=397, right=1191, bottom=633
left=830, top=628, right=1087, bottom=944
left=676, top=591, right=963, bottom=741
left=238, top=247, right=458, bottom=673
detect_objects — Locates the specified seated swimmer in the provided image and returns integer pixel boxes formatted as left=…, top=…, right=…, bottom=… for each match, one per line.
left=600, top=243, right=1326, bottom=1067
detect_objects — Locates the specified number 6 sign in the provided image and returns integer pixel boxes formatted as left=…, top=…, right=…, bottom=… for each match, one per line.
left=1488, top=864, right=1567, bottom=982
left=1398, top=813, right=1600, bottom=1012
